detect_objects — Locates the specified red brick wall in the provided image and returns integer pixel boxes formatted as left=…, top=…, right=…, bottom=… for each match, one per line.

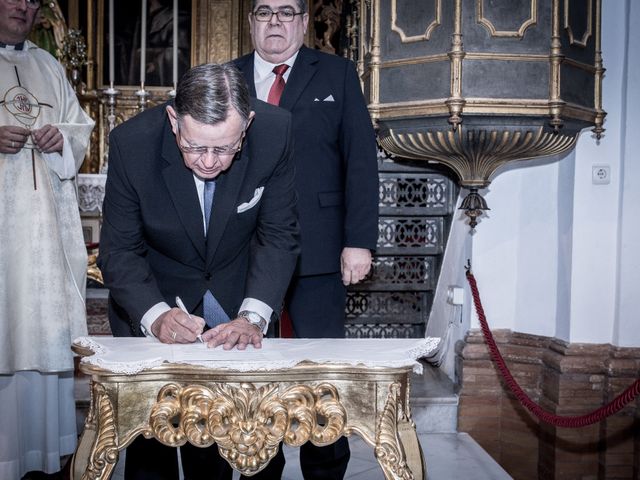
left=457, top=330, right=640, bottom=480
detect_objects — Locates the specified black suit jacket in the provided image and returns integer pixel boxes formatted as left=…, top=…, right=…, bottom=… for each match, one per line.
left=98, top=100, right=300, bottom=337
left=234, top=46, right=378, bottom=276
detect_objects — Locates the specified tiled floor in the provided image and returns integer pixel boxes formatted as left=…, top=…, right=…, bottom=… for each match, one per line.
left=105, top=433, right=511, bottom=479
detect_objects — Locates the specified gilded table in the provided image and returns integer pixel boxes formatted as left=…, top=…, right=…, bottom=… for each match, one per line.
left=70, top=337, right=437, bottom=479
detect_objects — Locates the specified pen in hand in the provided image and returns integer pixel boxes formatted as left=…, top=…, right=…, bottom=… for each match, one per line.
left=175, top=296, right=204, bottom=343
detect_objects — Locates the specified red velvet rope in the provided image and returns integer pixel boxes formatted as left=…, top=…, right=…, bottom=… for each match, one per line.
left=465, top=266, right=640, bottom=428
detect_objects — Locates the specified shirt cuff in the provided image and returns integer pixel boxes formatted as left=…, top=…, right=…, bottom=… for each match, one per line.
left=140, top=302, right=171, bottom=338
left=239, top=298, right=273, bottom=334
left=42, top=132, right=76, bottom=180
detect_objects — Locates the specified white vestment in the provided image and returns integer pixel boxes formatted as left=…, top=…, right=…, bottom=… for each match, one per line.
left=0, top=40, right=94, bottom=478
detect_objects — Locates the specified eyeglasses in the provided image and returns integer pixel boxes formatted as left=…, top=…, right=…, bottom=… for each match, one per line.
left=176, top=124, right=246, bottom=160
left=252, top=7, right=304, bottom=22
left=6, top=0, right=41, bottom=9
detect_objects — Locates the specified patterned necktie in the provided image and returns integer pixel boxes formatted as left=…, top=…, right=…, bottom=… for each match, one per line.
left=267, top=64, right=289, bottom=106
left=203, top=180, right=230, bottom=327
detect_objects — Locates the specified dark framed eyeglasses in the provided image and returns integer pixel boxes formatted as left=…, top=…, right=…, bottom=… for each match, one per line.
left=6, top=0, right=40, bottom=8
left=176, top=125, right=246, bottom=159
left=252, top=7, right=304, bottom=22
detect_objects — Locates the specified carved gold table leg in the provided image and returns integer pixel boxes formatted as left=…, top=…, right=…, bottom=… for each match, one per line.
left=375, top=383, right=425, bottom=480
left=397, top=420, right=425, bottom=480
left=71, top=382, right=119, bottom=480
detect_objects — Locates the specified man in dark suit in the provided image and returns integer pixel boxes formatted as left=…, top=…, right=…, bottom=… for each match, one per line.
left=98, top=63, right=299, bottom=479
left=234, top=1, right=379, bottom=478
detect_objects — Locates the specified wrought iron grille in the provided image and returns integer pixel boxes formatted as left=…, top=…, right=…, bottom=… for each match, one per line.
left=346, top=156, right=457, bottom=338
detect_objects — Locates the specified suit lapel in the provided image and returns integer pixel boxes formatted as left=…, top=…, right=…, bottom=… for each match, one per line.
left=160, top=122, right=206, bottom=260
left=205, top=147, right=250, bottom=268
left=280, top=46, right=318, bottom=111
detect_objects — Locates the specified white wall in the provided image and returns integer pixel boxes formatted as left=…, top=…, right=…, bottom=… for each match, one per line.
left=614, top=0, right=640, bottom=347
left=461, top=0, right=639, bottom=347
left=425, top=210, right=472, bottom=381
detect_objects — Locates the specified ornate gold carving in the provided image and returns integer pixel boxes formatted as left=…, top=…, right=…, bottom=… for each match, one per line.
left=343, top=3, right=358, bottom=64
left=564, top=0, right=593, bottom=47
left=82, top=383, right=119, bottom=480
left=60, top=29, right=88, bottom=90
left=592, top=0, right=604, bottom=138
left=380, top=126, right=577, bottom=228
left=208, top=0, right=233, bottom=63
left=148, top=382, right=347, bottom=475
left=367, top=0, right=382, bottom=120
left=87, top=250, right=103, bottom=284
left=209, top=383, right=287, bottom=474
left=375, top=383, right=414, bottom=480
left=446, top=0, right=464, bottom=130
left=313, top=0, right=344, bottom=53
left=379, top=54, right=449, bottom=69
left=476, top=0, right=537, bottom=38
left=464, top=52, right=549, bottom=62
left=380, top=126, right=577, bottom=187
left=549, top=0, right=564, bottom=132
left=390, top=0, right=441, bottom=43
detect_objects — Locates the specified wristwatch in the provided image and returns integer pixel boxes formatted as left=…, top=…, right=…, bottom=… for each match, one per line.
left=238, top=310, right=267, bottom=332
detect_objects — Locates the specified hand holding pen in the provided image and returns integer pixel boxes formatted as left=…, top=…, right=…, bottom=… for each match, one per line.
left=176, top=296, right=205, bottom=343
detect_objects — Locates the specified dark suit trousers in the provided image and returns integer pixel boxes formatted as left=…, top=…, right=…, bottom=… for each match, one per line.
left=287, top=273, right=347, bottom=339
left=124, top=436, right=285, bottom=480
left=286, top=272, right=350, bottom=479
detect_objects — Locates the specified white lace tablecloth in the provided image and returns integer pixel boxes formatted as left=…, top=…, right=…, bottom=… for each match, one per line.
left=74, top=336, right=440, bottom=375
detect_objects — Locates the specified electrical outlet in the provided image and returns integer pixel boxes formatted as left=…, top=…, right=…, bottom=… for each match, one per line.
left=447, top=286, right=464, bottom=306
left=592, top=164, right=611, bottom=185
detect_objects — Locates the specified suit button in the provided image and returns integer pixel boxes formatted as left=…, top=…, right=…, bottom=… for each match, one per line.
left=205, top=273, right=212, bottom=280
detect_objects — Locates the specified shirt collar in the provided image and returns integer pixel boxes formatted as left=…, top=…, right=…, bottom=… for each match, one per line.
left=254, top=50, right=299, bottom=82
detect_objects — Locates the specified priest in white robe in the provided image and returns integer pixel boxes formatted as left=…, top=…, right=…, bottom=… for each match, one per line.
left=0, top=1, right=94, bottom=478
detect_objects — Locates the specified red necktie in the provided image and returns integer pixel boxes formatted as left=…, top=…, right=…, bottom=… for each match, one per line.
left=267, top=64, right=289, bottom=106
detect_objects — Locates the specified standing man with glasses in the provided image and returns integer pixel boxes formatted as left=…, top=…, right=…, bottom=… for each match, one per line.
left=98, top=63, right=299, bottom=479
left=235, top=3, right=379, bottom=478
left=0, top=0, right=95, bottom=478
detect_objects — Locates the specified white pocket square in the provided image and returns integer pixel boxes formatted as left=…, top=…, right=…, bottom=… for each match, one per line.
left=237, top=187, right=264, bottom=213
left=323, top=94, right=335, bottom=102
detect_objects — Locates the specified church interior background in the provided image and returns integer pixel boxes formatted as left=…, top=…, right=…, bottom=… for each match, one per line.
left=24, top=1, right=640, bottom=478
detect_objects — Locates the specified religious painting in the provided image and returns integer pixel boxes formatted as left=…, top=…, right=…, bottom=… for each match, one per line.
left=100, top=0, right=192, bottom=88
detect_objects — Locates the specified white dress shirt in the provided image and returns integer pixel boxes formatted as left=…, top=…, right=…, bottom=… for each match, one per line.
left=140, top=174, right=272, bottom=336
left=253, top=51, right=299, bottom=102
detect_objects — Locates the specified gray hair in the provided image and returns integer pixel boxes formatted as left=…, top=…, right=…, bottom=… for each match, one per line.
left=251, top=0, right=308, bottom=13
left=174, top=63, right=251, bottom=126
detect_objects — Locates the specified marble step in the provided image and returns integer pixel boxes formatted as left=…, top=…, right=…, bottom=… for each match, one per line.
left=410, top=363, right=459, bottom=433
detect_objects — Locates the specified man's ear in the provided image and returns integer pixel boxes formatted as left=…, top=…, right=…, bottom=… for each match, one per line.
left=166, top=105, right=178, bottom=134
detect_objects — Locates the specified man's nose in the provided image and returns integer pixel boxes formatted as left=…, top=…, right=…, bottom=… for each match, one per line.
left=201, top=150, right=221, bottom=169
left=268, top=12, right=281, bottom=25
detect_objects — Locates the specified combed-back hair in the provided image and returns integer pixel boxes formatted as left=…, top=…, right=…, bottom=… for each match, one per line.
left=174, top=63, right=251, bottom=125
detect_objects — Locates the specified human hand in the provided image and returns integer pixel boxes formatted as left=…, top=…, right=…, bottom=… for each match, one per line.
left=151, top=308, right=206, bottom=344
left=0, top=125, right=30, bottom=154
left=341, top=247, right=372, bottom=285
left=202, top=317, right=263, bottom=351
left=32, top=124, right=64, bottom=154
